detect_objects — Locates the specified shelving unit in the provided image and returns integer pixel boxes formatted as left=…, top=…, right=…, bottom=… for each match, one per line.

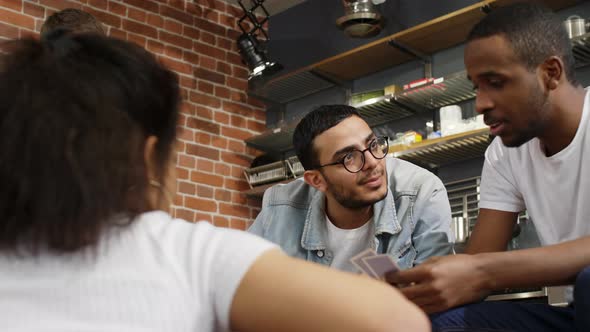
left=243, top=156, right=303, bottom=199
left=244, top=122, right=297, bottom=155
left=312, top=1, right=489, bottom=82
left=248, top=69, right=339, bottom=104
left=246, top=0, right=577, bottom=153
left=243, top=0, right=580, bottom=196
left=351, top=69, right=475, bottom=131
left=353, top=95, right=415, bottom=127
left=315, top=0, right=575, bottom=82
left=445, top=177, right=481, bottom=244
left=244, top=160, right=290, bottom=188
left=394, top=70, right=475, bottom=110
left=389, top=128, right=491, bottom=168
left=244, top=178, right=299, bottom=199
left=248, top=0, right=577, bottom=105
left=250, top=69, right=476, bottom=154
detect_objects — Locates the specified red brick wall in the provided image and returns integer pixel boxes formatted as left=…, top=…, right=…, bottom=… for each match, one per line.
left=0, top=0, right=266, bottom=230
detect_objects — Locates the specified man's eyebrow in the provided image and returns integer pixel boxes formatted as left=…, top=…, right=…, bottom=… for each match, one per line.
left=331, top=145, right=356, bottom=160
left=364, top=132, right=376, bottom=143
left=469, top=71, right=502, bottom=81
left=330, top=133, right=376, bottom=159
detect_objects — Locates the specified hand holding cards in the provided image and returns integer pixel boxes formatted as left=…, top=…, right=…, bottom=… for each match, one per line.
left=350, top=248, right=400, bottom=279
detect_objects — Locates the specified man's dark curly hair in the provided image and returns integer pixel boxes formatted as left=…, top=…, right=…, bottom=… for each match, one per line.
left=293, top=105, right=362, bottom=170
left=468, top=2, right=577, bottom=85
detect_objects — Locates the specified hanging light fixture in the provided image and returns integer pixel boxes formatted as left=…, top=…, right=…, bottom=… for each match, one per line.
left=336, top=0, right=385, bottom=38
left=237, top=0, right=283, bottom=80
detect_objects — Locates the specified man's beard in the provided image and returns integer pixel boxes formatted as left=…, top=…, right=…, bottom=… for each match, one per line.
left=323, top=171, right=388, bottom=209
left=503, top=82, right=550, bottom=148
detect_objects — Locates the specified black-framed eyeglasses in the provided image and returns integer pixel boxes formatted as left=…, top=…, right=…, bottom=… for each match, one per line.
left=315, top=136, right=389, bottom=173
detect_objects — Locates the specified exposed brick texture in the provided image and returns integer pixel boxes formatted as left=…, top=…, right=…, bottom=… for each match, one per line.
left=1, top=0, right=266, bottom=229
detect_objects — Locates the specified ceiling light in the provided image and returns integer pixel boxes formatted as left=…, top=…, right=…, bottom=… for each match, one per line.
left=337, top=0, right=384, bottom=38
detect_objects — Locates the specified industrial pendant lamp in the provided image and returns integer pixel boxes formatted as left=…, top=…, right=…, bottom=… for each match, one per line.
left=237, top=0, right=283, bottom=80
left=337, top=0, right=385, bottom=38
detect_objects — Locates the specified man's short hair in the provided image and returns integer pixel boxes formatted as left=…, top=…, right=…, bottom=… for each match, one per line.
left=293, top=105, right=362, bottom=170
left=467, top=2, right=577, bottom=84
left=40, top=8, right=105, bottom=38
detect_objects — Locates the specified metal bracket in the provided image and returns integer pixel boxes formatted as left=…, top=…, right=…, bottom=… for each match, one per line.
left=388, top=39, right=432, bottom=78
left=238, top=0, right=270, bottom=41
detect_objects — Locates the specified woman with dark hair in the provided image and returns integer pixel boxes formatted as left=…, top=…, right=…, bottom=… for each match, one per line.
left=0, top=33, right=428, bottom=331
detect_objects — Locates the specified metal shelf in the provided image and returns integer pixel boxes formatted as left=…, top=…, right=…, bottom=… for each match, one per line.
left=445, top=176, right=480, bottom=244
left=348, top=70, right=475, bottom=129
left=571, top=32, right=590, bottom=68
left=248, top=69, right=337, bottom=104
left=244, top=0, right=580, bottom=154
left=394, top=70, right=475, bottom=110
left=243, top=178, right=298, bottom=199
left=244, top=123, right=296, bottom=154
left=244, top=160, right=291, bottom=188
left=246, top=70, right=478, bottom=155
left=243, top=157, right=303, bottom=199
left=287, top=156, right=304, bottom=177
left=248, top=1, right=577, bottom=105
left=354, top=95, right=416, bottom=127
left=390, top=128, right=491, bottom=168
left=245, top=95, right=416, bottom=154
left=313, top=0, right=577, bottom=82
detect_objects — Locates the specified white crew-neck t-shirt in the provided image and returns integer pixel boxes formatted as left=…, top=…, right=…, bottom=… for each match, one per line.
left=479, top=88, right=590, bottom=246
left=0, top=211, right=276, bottom=332
left=326, top=216, right=374, bottom=273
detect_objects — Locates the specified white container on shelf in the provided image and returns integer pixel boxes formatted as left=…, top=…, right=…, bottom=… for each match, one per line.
left=439, top=105, right=462, bottom=136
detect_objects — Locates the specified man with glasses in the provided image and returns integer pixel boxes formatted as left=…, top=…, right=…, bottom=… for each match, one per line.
left=249, top=105, right=453, bottom=273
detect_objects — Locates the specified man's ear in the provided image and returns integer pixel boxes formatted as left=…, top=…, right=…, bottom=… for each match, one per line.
left=540, top=56, right=564, bottom=91
left=303, top=169, right=328, bottom=193
left=144, top=135, right=159, bottom=181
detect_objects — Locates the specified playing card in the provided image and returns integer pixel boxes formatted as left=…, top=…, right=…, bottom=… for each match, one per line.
left=362, top=254, right=400, bottom=278
left=350, top=248, right=378, bottom=278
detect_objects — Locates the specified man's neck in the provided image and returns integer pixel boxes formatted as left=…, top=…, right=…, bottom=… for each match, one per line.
left=539, top=85, right=586, bottom=156
left=324, top=198, right=373, bottom=230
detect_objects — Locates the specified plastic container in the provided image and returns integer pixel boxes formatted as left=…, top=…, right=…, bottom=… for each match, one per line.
left=439, top=105, right=462, bottom=136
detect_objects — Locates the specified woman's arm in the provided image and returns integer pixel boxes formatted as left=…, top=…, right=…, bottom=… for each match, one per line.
left=230, top=249, right=430, bottom=332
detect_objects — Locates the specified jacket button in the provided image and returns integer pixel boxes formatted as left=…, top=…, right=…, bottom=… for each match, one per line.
left=316, top=250, right=324, bottom=258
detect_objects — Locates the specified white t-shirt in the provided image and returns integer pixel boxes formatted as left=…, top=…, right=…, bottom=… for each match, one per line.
left=479, top=88, right=590, bottom=246
left=0, top=211, right=276, bottom=332
left=326, top=216, right=374, bottom=273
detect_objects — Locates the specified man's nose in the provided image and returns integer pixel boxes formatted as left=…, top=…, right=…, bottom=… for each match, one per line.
left=475, top=90, right=494, bottom=114
left=361, top=149, right=379, bottom=171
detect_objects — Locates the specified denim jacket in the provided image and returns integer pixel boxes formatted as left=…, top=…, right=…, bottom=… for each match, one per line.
left=248, top=157, right=454, bottom=269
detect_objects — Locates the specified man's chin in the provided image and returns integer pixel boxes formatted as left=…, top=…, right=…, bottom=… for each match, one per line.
left=364, top=186, right=388, bottom=205
left=336, top=188, right=388, bottom=209
left=500, top=133, right=533, bottom=148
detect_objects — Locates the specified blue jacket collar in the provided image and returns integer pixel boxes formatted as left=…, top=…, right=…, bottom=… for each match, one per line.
left=300, top=187, right=402, bottom=251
